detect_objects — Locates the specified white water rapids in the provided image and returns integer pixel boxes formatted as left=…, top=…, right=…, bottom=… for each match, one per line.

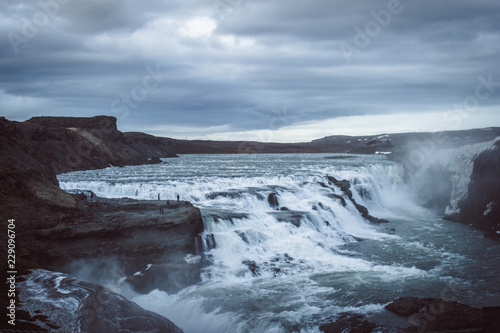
left=55, top=153, right=500, bottom=332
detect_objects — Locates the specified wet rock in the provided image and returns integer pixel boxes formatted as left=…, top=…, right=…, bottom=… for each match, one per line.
left=194, top=234, right=217, bottom=254
left=327, top=176, right=352, bottom=195
left=483, top=306, right=500, bottom=333
left=386, top=297, right=431, bottom=316
left=19, top=270, right=184, bottom=333
left=33, top=198, right=204, bottom=294
left=326, top=175, right=388, bottom=224
left=354, top=202, right=389, bottom=224
left=385, top=297, right=482, bottom=332
left=269, top=210, right=306, bottom=227
left=206, top=190, right=243, bottom=200
left=268, top=192, right=280, bottom=209
left=326, top=193, right=347, bottom=207
left=446, top=139, right=500, bottom=236
left=242, top=260, right=260, bottom=276
left=318, top=181, right=330, bottom=188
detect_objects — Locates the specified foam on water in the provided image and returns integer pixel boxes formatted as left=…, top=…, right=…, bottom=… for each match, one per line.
left=407, top=138, right=500, bottom=215
left=18, top=270, right=90, bottom=332
left=56, top=153, right=500, bottom=332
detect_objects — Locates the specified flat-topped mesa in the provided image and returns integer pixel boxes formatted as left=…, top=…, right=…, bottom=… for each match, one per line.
left=0, top=116, right=177, bottom=230
left=26, top=115, right=118, bottom=132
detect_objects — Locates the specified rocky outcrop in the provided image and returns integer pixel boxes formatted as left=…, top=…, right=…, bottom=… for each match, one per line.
left=25, top=116, right=177, bottom=174
left=267, top=192, right=280, bottom=209
left=124, top=132, right=179, bottom=160
left=326, top=176, right=389, bottom=224
left=0, top=115, right=188, bottom=276
left=445, top=140, right=500, bottom=237
left=385, top=297, right=483, bottom=332
left=0, top=117, right=82, bottom=232
left=0, top=116, right=199, bottom=331
left=0, top=116, right=177, bottom=224
left=19, top=270, right=184, bottom=332
left=30, top=195, right=204, bottom=294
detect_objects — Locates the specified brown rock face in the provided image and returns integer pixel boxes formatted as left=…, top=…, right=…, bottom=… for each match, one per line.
left=32, top=197, right=205, bottom=294
left=0, top=116, right=202, bottom=330
left=0, top=116, right=203, bottom=287
left=385, top=297, right=483, bottom=332
left=18, top=270, right=185, bottom=332
left=27, top=115, right=119, bottom=130
left=0, top=116, right=177, bottom=223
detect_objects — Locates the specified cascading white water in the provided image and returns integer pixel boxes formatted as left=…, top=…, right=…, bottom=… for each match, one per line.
left=59, top=155, right=407, bottom=278
left=56, top=153, right=500, bottom=332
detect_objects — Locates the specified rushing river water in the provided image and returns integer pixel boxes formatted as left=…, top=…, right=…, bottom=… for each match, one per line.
left=57, top=153, right=500, bottom=332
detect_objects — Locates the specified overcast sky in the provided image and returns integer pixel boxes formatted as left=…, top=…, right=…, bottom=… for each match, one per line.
left=1, top=0, right=500, bottom=142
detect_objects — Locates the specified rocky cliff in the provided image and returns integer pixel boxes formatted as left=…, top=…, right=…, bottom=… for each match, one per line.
left=25, top=116, right=178, bottom=174
left=445, top=140, right=500, bottom=236
left=19, top=269, right=185, bottom=332
left=0, top=115, right=178, bottom=224
left=0, top=116, right=198, bottom=331
left=386, top=131, right=500, bottom=237
left=39, top=196, right=204, bottom=294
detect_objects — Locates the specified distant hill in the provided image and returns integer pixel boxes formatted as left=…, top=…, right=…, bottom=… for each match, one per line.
left=145, top=127, right=500, bottom=155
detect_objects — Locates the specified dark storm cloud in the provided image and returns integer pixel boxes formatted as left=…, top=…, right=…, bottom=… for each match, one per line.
left=1, top=0, right=499, bottom=139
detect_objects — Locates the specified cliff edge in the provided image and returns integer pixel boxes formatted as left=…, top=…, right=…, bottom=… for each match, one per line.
left=445, top=140, right=500, bottom=236
left=0, top=116, right=196, bottom=331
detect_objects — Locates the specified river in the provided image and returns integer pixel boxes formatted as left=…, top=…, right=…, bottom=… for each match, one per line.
left=57, top=153, right=500, bottom=332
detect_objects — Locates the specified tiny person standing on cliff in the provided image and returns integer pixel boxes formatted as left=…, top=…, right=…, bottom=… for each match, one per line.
left=177, top=194, right=180, bottom=202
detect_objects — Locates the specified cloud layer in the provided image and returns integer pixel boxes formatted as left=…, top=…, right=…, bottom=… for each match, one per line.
left=1, top=0, right=499, bottom=141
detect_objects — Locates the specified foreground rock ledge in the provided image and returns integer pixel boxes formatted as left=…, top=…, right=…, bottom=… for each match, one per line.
left=31, top=194, right=204, bottom=295
left=19, top=269, right=184, bottom=333
left=385, top=297, right=485, bottom=332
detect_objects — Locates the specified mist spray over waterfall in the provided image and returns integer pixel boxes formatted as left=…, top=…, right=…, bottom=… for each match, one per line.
left=403, top=138, right=500, bottom=214
left=57, top=153, right=500, bottom=332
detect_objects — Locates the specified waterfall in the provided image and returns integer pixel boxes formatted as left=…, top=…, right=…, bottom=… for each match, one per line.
left=58, top=154, right=408, bottom=282
left=55, top=153, right=500, bottom=333
left=406, top=138, right=500, bottom=214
